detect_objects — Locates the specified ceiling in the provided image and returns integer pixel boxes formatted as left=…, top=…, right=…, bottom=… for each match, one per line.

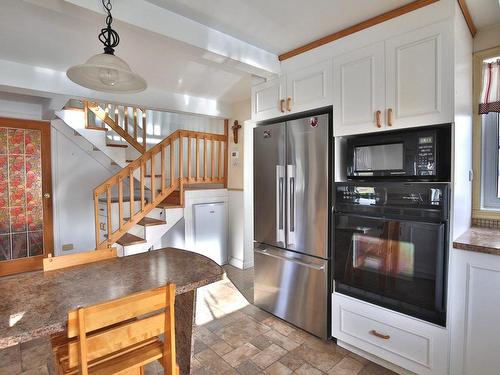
left=0, top=0, right=252, bottom=104
left=146, top=0, right=416, bottom=55
left=467, top=0, right=500, bottom=30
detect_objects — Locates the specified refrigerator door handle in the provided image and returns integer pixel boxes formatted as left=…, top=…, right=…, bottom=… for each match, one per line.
left=276, top=165, right=285, bottom=244
left=254, top=248, right=325, bottom=271
left=286, top=164, right=296, bottom=245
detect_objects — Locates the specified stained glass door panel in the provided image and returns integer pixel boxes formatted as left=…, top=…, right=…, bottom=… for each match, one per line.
left=0, top=118, right=52, bottom=276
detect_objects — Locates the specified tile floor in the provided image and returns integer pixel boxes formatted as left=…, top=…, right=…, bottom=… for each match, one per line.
left=0, top=265, right=396, bottom=375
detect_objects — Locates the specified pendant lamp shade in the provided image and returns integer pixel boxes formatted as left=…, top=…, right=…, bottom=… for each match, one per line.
left=67, top=53, right=147, bottom=93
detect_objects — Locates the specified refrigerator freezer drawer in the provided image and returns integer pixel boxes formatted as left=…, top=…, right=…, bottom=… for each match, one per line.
left=254, top=244, right=328, bottom=339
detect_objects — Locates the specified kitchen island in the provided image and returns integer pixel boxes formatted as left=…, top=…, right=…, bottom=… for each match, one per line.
left=0, top=247, right=224, bottom=374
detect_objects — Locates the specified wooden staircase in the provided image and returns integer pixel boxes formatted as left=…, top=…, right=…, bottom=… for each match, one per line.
left=93, top=125, right=228, bottom=250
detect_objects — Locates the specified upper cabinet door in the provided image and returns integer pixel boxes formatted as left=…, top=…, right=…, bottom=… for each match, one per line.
left=251, top=76, right=286, bottom=121
left=385, top=22, right=453, bottom=129
left=333, top=42, right=385, bottom=137
left=285, top=60, right=333, bottom=114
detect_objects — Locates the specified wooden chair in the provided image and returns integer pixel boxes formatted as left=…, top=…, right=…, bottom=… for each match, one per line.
left=51, top=284, right=179, bottom=375
left=43, top=248, right=117, bottom=272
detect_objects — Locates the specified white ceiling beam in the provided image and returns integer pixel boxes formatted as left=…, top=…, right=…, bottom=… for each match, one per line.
left=0, top=59, right=233, bottom=118
left=64, top=0, right=280, bottom=77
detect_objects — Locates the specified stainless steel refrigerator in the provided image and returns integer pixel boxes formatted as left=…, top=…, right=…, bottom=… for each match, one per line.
left=253, top=112, right=330, bottom=339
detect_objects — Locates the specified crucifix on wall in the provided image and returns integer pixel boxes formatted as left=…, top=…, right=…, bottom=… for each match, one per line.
left=232, top=120, right=242, bottom=144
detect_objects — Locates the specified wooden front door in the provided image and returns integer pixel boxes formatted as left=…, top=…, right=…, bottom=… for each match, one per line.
left=0, top=117, right=53, bottom=276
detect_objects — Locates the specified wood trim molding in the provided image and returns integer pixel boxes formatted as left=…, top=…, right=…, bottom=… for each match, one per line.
left=457, top=0, right=477, bottom=37
left=278, top=0, right=438, bottom=61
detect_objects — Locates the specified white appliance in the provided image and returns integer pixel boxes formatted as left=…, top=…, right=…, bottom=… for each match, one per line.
left=193, top=202, right=227, bottom=265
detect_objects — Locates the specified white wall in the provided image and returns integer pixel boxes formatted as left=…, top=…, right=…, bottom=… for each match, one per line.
left=51, top=122, right=114, bottom=255
left=0, top=93, right=44, bottom=120
left=473, top=23, right=500, bottom=52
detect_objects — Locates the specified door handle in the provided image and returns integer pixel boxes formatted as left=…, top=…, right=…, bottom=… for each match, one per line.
left=286, top=97, right=292, bottom=112
left=276, top=165, right=285, bottom=244
left=286, top=165, right=296, bottom=246
left=280, top=99, right=285, bottom=113
left=375, top=110, right=381, bottom=128
left=387, top=108, right=393, bottom=127
left=255, top=248, right=325, bottom=271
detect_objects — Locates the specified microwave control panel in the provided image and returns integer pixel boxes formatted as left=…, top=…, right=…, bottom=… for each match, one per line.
left=416, top=135, right=436, bottom=176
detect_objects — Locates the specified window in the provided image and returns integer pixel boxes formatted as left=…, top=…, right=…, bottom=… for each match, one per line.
left=473, top=47, right=500, bottom=219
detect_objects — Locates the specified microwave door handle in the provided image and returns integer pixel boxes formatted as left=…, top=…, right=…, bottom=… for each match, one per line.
left=276, top=166, right=285, bottom=244
left=287, top=165, right=296, bottom=246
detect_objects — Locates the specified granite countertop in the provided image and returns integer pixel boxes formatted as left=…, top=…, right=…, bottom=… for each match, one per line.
left=453, top=227, right=500, bottom=256
left=0, top=248, right=223, bottom=349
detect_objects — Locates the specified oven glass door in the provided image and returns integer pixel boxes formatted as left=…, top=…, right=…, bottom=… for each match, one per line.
left=334, top=214, right=446, bottom=323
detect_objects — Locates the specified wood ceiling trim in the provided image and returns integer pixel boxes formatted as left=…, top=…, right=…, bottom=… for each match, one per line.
left=457, top=0, right=477, bottom=37
left=278, top=0, right=439, bottom=61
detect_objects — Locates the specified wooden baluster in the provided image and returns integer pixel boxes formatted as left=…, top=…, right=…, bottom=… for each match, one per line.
left=179, top=135, right=183, bottom=185
left=187, top=136, right=191, bottom=182
left=211, top=139, right=215, bottom=181
left=114, top=106, right=119, bottom=125
left=94, top=192, right=99, bottom=247
left=142, top=110, right=147, bottom=150
left=106, top=185, right=112, bottom=245
left=161, top=144, right=166, bottom=194
left=84, top=101, right=89, bottom=129
left=196, top=136, right=200, bottom=182
left=170, top=141, right=174, bottom=188
left=124, top=106, right=129, bottom=135
left=203, top=137, right=207, bottom=181
left=218, top=140, right=222, bottom=181
left=151, top=152, right=156, bottom=202
left=224, top=119, right=229, bottom=187
left=129, top=169, right=134, bottom=219
left=140, top=161, right=145, bottom=211
left=118, top=177, right=123, bottom=229
left=134, top=108, right=138, bottom=143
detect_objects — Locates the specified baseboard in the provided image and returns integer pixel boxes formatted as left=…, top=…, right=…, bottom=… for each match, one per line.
left=229, top=257, right=243, bottom=269
left=336, top=340, right=414, bottom=375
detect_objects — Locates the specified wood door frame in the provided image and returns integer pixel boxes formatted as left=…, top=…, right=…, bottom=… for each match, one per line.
left=0, top=117, right=53, bottom=276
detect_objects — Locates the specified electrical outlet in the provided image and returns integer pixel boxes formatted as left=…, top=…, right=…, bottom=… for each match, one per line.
left=62, top=243, right=74, bottom=251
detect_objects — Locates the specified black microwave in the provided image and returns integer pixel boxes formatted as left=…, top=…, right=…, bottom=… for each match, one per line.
left=346, top=125, right=451, bottom=181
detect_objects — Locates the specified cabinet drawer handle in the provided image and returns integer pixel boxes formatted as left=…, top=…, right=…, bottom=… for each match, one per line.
left=387, top=108, right=393, bottom=126
left=280, top=99, right=285, bottom=113
left=375, top=110, right=381, bottom=128
left=286, top=97, right=292, bottom=112
left=370, top=330, right=390, bottom=340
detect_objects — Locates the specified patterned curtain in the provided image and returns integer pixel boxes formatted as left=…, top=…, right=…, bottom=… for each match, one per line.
left=479, top=59, right=500, bottom=114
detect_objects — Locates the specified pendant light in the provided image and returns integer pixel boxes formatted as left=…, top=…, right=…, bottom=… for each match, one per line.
left=67, top=0, right=147, bottom=93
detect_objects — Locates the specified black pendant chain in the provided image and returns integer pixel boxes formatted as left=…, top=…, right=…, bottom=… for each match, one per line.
left=98, top=0, right=120, bottom=55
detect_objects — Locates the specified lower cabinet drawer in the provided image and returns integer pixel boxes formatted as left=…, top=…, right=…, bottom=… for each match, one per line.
left=332, top=293, right=448, bottom=375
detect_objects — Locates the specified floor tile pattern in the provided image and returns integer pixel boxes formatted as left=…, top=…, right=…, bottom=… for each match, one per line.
left=0, top=265, right=396, bottom=375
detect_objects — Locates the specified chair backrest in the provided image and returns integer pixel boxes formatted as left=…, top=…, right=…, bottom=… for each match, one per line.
left=66, top=284, right=177, bottom=375
left=43, top=248, right=117, bottom=271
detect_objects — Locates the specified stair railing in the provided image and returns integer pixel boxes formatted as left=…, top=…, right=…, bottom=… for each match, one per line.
left=84, top=100, right=147, bottom=154
left=93, top=123, right=228, bottom=249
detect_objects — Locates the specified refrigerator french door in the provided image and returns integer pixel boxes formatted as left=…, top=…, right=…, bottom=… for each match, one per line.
left=253, top=113, right=330, bottom=339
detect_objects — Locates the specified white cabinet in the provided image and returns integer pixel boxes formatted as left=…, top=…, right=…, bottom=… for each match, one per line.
left=333, top=21, right=453, bottom=136
left=251, top=76, right=285, bottom=121
left=251, top=60, right=332, bottom=121
left=332, top=293, right=448, bottom=375
left=285, top=60, right=332, bottom=114
left=333, top=42, right=385, bottom=136
left=449, top=249, right=500, bottom=375
left=385, top=22, right=453, bottom=129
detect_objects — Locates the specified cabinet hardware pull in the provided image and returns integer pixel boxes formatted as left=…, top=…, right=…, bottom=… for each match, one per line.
left=286, top=97, right=292, bottom=112
left=370, top=330, right=390, bottom=340
left=375, top=110, right=382, bottom=128
left=280, top=99, right=285, bottom=113
left=387, top=108, right=393, bottom=126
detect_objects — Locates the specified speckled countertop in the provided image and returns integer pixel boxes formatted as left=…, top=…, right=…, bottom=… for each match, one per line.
left=0, top=248, right=223, bottom=349
left=453, top=227, right=500, bottom=256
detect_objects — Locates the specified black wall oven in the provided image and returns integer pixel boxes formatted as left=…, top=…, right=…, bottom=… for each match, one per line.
left=333, top=182, right=449, bottom=326
left=346, top=125, right=451, bottom=181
